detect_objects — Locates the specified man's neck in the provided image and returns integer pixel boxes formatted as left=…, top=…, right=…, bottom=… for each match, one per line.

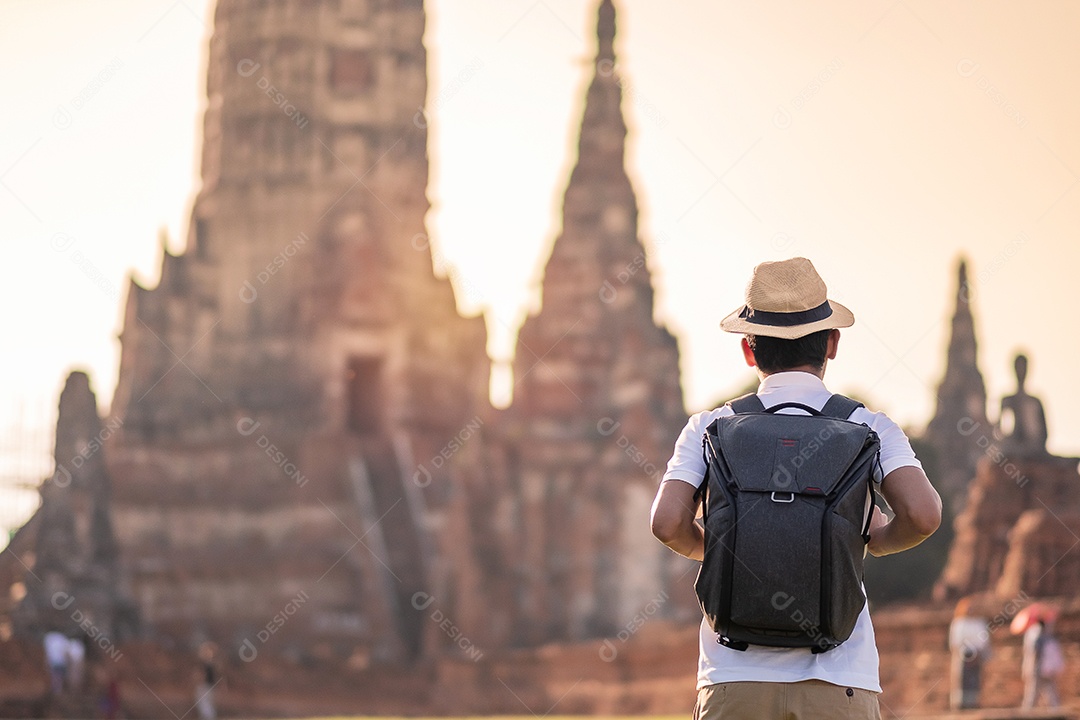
left=759, top=365, right=825, bottom=380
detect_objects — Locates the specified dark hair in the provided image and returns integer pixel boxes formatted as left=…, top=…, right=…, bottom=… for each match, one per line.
left=746, top=329, right=831, bottom=374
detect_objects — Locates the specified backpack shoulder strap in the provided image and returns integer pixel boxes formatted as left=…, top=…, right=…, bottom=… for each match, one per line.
left=820, top=393, right=878, bottom=543
left=727, top=393, right=765, bottom=414
left=819, top=393, right=864, bottom=420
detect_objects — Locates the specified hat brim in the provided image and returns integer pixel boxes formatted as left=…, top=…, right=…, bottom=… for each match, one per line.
left=719, top=299, right=854, bottom=340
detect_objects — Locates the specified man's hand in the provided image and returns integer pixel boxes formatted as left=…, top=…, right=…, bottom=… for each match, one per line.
left=868, top=466, right=942, bottom=556
left=868, top=505, right=888, bottom=536
left=650, top=479, right=704, bottom=561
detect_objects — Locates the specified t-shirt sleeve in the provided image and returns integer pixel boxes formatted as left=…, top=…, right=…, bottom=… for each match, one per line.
left=860, top=409, right=923, bottom=482
left=662, top=410, right=718, bottom=488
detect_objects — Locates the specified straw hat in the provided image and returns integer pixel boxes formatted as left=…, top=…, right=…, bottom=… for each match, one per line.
left=720, top=257, right=855, bottom=340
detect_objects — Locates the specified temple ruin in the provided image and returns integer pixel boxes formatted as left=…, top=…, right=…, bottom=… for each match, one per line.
left=2, top=0, right=691, bottom=667
left=936, top=352, right=1080, bottom=601
left=1, top=1, right=1077, bottom=716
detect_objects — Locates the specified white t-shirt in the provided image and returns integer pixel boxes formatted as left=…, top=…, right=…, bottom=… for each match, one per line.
left=662, top=371, right=923, bottom=692
left=67, top=637, right=86, bottom=663
left=44, top=631, right=69, bottom=667
left=949, top=616, right=989, bottom=655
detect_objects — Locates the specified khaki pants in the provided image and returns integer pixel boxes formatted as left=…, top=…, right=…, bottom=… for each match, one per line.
left=694, top=680, right=881, bottom=720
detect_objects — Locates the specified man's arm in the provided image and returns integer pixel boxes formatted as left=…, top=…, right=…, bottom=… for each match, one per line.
left=868, top=465, right=942, bottom=556
left=650, top=479, right=704, bottom=561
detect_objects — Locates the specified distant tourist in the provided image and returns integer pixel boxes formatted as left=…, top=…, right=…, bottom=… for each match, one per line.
left=948, top=597, right=989, bottom=709
left=652, top=258, right=941, bottom=720
left=43, top=631, right=69, bottom=695
left=1022, top=619, right=1063, bottom=708
left=195, top=642, right=219, bottom=720
left=97, top=668, right=121, bottom=720
left=66, top=635, right=86, bottom=692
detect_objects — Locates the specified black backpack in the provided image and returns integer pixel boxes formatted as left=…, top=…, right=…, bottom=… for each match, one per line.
left=695, top=393, right=880, bottom=653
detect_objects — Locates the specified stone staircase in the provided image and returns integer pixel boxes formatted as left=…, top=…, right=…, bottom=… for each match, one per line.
left=347, top=435, right=429, bottom=660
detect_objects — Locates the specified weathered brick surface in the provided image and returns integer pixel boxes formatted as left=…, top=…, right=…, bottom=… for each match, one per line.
left=938, top=455, right=1080, bottom=600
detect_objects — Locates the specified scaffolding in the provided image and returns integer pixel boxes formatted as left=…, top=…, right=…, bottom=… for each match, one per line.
left=0, top=400, right=52, bottom=547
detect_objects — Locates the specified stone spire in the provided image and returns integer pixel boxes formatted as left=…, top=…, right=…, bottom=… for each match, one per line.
left=597, top=0, right=615, bottom=60
left=500, top=0, right=693, bottom=645
left=524, top=0, right=654, bottom=358
left=572, top=0, right=623, bottom=180
left=926, top=258, right=989, bottom=515
left=13, top=372, right=131, bottom=640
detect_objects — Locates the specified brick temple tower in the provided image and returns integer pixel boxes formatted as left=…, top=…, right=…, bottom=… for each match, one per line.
left=925, top=259, right=989, bottom=516
left=101, top=0, right=489, bottom=662
left=494, top=0, right=693, bottom=645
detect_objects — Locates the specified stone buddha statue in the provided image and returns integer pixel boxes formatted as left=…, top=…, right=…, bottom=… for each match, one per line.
left=998, top=354, right=1048, bottom=454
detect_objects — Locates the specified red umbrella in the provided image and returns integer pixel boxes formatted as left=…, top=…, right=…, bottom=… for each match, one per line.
left=1010, top=602, right=1060, bottom=634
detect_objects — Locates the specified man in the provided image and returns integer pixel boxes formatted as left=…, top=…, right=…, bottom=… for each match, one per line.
left=651, top=257, right=941, bottom=720
left=948, top=597, right=990, bottom=709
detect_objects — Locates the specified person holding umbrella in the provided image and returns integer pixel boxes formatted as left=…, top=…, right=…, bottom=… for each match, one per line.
left=1012, top=602, right=1064, bottom=708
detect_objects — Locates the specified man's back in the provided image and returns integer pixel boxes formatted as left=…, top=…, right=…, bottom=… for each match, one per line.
left=649, top=258, right=941, bottom=720
left=666, top=371, right=919, bottom=692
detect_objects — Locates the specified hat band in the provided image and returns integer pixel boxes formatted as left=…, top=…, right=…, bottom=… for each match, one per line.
left=739, top=300, right=832, bottom=327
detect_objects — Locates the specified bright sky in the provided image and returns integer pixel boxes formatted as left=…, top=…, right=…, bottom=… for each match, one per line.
left=3, top=1, right=1080, bottom=532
